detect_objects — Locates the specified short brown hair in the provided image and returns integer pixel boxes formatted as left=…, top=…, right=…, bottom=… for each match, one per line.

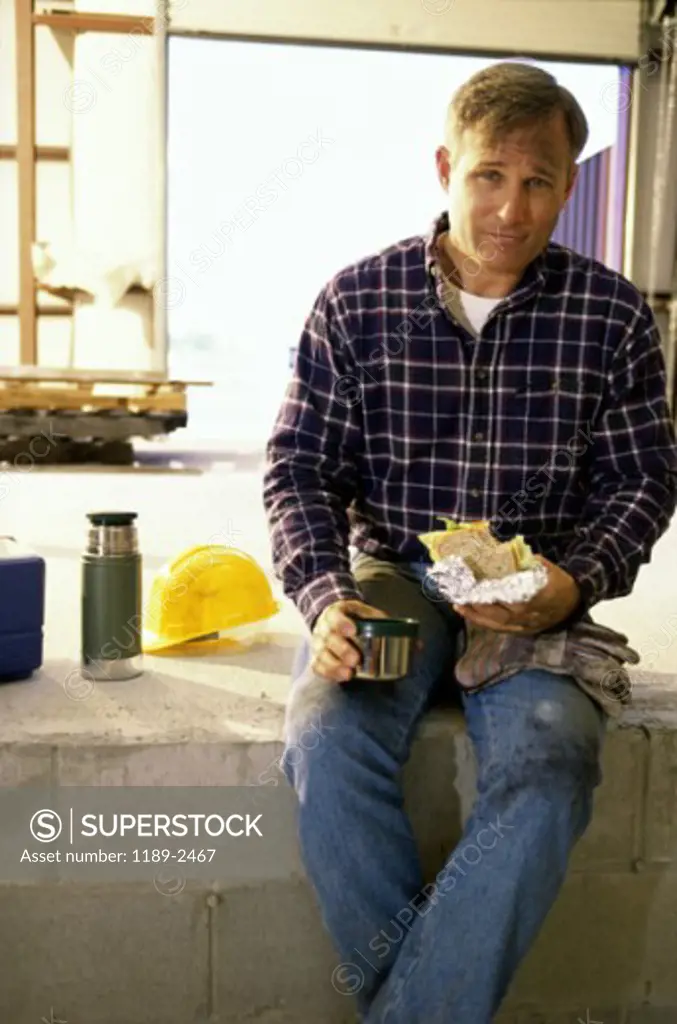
left=445, top=61, right=589, bottom=165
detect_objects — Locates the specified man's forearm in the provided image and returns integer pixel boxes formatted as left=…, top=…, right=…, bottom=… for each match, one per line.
left=561, top=302, right=677, bottom=610
left=559, top=472, right=677, bottom=610
left=263, top=463, right=363, bottom=631
left=268, top=519, right=364, bottom=632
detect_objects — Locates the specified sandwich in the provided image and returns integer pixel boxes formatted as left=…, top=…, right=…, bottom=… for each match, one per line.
left=418, top=517, right=539, bottom=581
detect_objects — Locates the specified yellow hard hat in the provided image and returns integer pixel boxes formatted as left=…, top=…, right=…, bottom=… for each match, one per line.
left=142, top=545, right=281, bottom=654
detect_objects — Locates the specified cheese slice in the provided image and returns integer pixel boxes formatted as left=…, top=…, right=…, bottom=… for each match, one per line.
left=418, top=517, right=538, bottom=580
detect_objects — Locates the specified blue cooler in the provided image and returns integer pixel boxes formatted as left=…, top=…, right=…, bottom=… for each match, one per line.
left=0, top=537, right=45, bottom=682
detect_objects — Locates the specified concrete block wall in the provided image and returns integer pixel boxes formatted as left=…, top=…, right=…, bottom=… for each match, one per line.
left=0, top=665, right=676, bottom=1023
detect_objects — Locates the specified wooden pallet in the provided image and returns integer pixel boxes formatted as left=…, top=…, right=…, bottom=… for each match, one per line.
left=0, top=370, right=211, bottom=415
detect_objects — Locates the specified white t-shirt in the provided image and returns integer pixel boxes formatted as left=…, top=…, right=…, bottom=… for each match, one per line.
left=459, top=290, right=503, bottom=334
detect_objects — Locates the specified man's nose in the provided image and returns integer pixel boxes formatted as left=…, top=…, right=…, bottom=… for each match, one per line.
left=497, top=187, right=528, bottom=225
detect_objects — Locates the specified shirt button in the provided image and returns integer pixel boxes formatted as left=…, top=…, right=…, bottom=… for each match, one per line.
left=470, top=488, right=481, bottom=498
left=473, top=432, right=485, bottom=442
left=476, top=369, right=488, bottom=381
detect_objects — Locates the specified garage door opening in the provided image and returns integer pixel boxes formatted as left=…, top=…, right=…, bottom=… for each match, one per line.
left=166, top=39, right=631, bottom=447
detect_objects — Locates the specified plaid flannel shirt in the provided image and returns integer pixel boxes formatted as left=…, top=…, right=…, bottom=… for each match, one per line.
left=263, top=211, right=677, bottom=633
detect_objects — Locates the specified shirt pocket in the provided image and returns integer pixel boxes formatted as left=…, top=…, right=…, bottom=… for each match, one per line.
left=509, top=368, right=594, bottom=461
left=512, top=368, right=583, bottom=399
left=512, top=368, right=586, bottom=416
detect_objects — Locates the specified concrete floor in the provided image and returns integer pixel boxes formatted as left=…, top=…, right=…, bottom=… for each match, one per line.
left=1, top=441, right=676, bottom=675
left=0, top=445, right=303, bottom=677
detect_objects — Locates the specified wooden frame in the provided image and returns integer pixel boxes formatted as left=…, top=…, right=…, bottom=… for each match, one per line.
left=0, top=305, right=72, bottom=317
left=15, top=0, right=37, bottom=364
left=32, top=11, right=154, bottom=33
left=12, top=2, right=161, bottom=365
left=0, top=145, right=69, bottom=160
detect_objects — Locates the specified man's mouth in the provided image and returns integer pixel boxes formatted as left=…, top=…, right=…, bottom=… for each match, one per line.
left=486, top=232, right=526, bottom=250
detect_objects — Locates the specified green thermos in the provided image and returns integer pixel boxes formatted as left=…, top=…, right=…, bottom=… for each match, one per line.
left=81, top=511, right=143, bottom=681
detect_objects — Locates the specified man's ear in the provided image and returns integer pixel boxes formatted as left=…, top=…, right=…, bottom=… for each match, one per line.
left=435, top=145, right=451, bottom=190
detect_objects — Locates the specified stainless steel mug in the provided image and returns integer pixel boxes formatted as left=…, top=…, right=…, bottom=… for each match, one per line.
left=81, top=511, right=143, bottom=681
left=350, top=617, right=419, bottom=681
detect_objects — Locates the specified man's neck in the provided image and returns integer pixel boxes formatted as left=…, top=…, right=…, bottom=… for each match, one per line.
left=437, top=232, right=520, bottom=299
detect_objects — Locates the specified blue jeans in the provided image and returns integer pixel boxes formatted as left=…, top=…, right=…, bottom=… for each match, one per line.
left=283, top=554, right=606, bottom=1023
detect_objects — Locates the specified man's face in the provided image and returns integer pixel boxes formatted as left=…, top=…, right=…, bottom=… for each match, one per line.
left=436, top=112, right=578, bottom=284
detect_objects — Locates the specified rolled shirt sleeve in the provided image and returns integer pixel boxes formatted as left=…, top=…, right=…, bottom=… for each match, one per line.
left=559, top=301, right=677, bottom=609
left=262, top=281, right=365, bottom=631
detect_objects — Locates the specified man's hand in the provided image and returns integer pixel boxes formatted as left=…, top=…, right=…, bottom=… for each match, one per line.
left=311, top=600, right=390, bottom=683
left=452, top=555, right=581, bottom=635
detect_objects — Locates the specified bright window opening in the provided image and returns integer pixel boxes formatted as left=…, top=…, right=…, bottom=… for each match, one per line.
left=167, top=40, right=629, bottom=446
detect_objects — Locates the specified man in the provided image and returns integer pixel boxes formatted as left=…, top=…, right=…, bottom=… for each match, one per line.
left=262, top=61, right=677, bottom=1023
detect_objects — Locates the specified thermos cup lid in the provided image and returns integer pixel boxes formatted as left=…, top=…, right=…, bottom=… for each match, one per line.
left=87, top=512, right=138, bottom=526
left=352, top=617, right=419, bottom=638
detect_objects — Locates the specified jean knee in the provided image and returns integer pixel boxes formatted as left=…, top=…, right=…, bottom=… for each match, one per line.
left=520, top=700, right=604, bottom=794
left=482, top=679, right=605, bottom=799
left=282, top=681, right=341, bottom=788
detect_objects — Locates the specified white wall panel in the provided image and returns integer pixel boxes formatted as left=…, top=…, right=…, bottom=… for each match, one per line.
left=0, top=162, right=19, bottom=307
left=74, top=0, right=158, bottom=14
left=35, top=26, right=74, bottom=148
left=38, top=316, right=74, bottom=367
left=73, top=292, right=153, bottom=371
left=0, top=0, right=17, bottom=144
left=70, top=26, right=161, bottom=371
left=35, top=160, right=73, bottom=314
left=0, top=318, right=20, bottom=365
left=36, top=160, right=73, bottom=258
left=168, top=0, right=645, bottom=63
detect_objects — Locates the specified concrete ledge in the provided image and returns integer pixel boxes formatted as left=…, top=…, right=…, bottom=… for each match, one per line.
left=1, top=654, right=677, bottom=1023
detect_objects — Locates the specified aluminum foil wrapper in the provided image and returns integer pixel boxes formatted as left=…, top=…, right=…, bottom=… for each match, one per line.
left=426, top=555, right=549, bottom=604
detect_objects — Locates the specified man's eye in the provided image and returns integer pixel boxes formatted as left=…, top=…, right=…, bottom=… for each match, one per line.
left=479, top=170, right=501, bottom=182
left=528, top=178, right=550, bottom=188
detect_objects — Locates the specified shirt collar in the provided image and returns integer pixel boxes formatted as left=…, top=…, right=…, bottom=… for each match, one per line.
left=424, top=210, right=548, bottom=305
